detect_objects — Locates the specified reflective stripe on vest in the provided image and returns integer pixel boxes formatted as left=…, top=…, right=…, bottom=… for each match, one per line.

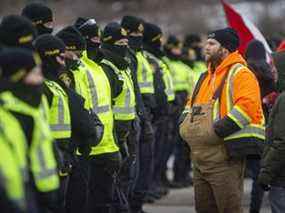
left=72, top=62, right=96, bottom=110
left=212, top=64, right=265, bottom=141
left=192, top=62, right=207, bottom=86
left=101, top=59, right=136, bottom=120
left=45, top=80, right=71, bottom=139
left=0, top=134, right=26, bottom=211
left=160, top=58, right=175, bottom=101
left=79, top=53, right=119, bottom=155
left=0, top=107, right=28, bottom=182
left=165, top=59, right=192, bottom=92
left=136, top=51, right=154, bottom=94
left=144, top=51, right=175, bottom=101
left=85, top=69, right=110, bottom=114
left=0, top=92, right=59, bottom=192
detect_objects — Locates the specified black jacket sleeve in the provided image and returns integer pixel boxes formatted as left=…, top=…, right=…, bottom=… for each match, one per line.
left=213, top=115, right=241, bottom=138
left=260, top=93, right=285, bottom=183
left=100, top=63, right=123, bottom=100
left=43, top=83, right=53, bottom=107
left=58, top=81, right=103, bottom=151
left=149, top=57, right=168, bottom=116
left=127, top=50, right=149, bottom=120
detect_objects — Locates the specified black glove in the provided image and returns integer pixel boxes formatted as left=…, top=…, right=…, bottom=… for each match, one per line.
left=38, top=190, right=60, bottom=212
left=257, top=172, right=272, bottom=191
left=59, top=151, right=73, bottom=177
left=53, top=142, right=72, bottom=176
left=119, top=142, right=129, bottom=159
left=141, top=120, right=155, bottom=143
left=89, top=110, right=104, bottom=146
left=119, top=153, right=136, bottom=180
left=78, top=143, right=91, bottom=159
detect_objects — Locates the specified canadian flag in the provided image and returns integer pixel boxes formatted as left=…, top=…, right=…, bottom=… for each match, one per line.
left=221, top=0, right=272, bottom=56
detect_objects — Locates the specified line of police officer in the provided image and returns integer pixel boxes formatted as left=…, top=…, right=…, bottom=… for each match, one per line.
left=0, top=2, right=206, bottom=213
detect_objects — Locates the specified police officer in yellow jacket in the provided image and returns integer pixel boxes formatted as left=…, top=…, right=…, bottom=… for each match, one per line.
left=182, top=34, right=207, bottom=86
left=56, top=26, right=108, bottom=213
left=22, top=2, right=54, bottom=36
left=0, top=106, right=27, bottom=213
left=34, top=35, right=72, bottom=213
left=120, top=16, right=158, bottom=212
left=56, top=26, right=104, bottom=154
left=0, top=58, right=29, bottom=212
left=143, top=22, right=180, bottom=202
left=0, top=48, right=59, bottom=213
left=99, top=22, right=137, bottom=211
left=0, top=125, right=26, bottom=213
left=73, top=18, right=122, bottom=213
left=35, top=34, right=104, bottom=213
left=164, top=35, right=194, bottom=187
left=0, top=16, right=60, bottom=213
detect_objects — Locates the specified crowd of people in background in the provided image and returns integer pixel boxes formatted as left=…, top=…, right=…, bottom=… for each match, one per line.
left=0, top=2, right=285, bottom=213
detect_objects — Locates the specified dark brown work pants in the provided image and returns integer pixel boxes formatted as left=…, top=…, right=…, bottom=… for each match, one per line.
left=193, top=160, right=245, bottom=213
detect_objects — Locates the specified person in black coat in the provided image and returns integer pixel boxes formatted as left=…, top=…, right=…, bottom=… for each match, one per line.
left=245, top=39, right=276, bottom=213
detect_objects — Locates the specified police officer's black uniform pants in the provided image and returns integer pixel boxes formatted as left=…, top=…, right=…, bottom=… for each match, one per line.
left=87, top=152, right=121, bottom=213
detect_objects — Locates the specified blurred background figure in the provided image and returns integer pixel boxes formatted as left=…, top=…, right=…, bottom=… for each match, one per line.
left=245, top=39, right=277, bottom=213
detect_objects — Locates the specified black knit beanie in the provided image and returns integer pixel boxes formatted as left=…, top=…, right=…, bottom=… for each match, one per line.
left=102, top=22, right=128, bottom=44
left=143, top=22, right=162, bottom=44
left=22, top=3, right=53, bottom=26
left=34, top=34, right=65, bottom=60
left=165, top=35, right=181, bottom=49
left=74, top=17, right=100, bottom=39
left=0, top=15, right=36, bottom=49
left=245, top=39, right=266, bottom=61
left=56, top=26, right=86, bottom=51
left=0, top=48, right=41, bottom=82
left=121, top=15, right=144, bottom=34
left=208, top=27, right=240, bottom=52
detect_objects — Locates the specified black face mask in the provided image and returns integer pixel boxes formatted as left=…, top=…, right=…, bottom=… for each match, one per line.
left=151, top=39, right=162, bottom=50
left=193, top=46, right=203, bottom=61
left=86, top=40, right=100, bottom=60
left=66, top=58, right=81, bottom=71
left=36, top=25, right=53, bottom=36
left=12, top=82, right=44, bottom=107
left=128, top=36, right=143, bottom=51
left=111, top=45, right=128, bottom=58
left=166, top=49, right=182, bottom=60
left=42, top=59, right=66, bottom=79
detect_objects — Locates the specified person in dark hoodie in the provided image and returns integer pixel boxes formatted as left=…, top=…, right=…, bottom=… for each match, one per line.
left=244, top=39, right=276, bottom=213
left=21, top=2, right=54, bottom=36
left=0, top=15, right=60, bottom=213
left=257, top=81, right=285, bottom=213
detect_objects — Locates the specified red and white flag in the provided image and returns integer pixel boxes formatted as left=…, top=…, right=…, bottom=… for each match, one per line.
left=221, top=0, right=272, bottom=56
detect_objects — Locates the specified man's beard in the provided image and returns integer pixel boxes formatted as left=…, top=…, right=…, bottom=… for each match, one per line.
left=207, top=48, right=224, bottom=70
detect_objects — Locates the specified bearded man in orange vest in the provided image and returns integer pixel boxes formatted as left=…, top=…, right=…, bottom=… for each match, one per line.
left=180, top=28, right=265, bottom=213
